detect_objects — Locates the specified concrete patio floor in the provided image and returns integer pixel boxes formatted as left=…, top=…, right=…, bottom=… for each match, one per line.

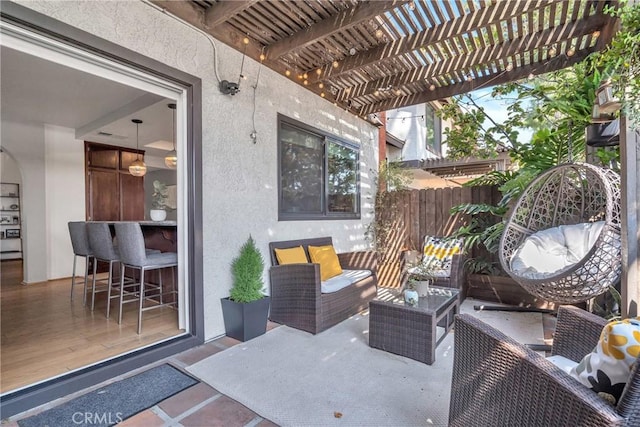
left=5, top=297, right=556, bottom=427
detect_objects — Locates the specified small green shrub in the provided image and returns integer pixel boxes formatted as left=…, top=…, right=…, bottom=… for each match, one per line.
left=230, top=235, right=265, bottom=303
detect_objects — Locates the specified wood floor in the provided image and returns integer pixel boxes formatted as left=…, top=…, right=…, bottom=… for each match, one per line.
left=0, top=260, right=184, bottom=394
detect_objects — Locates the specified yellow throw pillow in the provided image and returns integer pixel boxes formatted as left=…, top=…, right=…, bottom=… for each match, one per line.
left=274, top=246, right=309, bottom=265
left=308, top=245, right=343, bottom=281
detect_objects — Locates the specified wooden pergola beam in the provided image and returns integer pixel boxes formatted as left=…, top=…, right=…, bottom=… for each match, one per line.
left=343, top=13, right=604, bottom=101
left=204, top=1, right=259, bottom=29
left=311, top=0, right=557, bottom=84
left=359, top=46, right=595, bottom=115
left=266, top=0, right=406, bottom=60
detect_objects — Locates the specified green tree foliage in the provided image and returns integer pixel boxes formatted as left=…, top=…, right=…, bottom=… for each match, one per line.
left=444, top=33, right=635, bottom=273
left=594, top=0, right=640, bottom=128
left=230, top=236, right=265, bottom=303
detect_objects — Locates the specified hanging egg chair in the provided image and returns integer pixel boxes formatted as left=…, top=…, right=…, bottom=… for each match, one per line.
left=499, top=163, right=622, bottom=304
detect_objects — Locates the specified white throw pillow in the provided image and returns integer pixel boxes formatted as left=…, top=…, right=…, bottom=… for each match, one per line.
left=510, top=221, right=604, bottom=279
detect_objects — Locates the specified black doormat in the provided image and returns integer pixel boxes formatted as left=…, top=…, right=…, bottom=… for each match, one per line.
left=18, top=364, right=198, bottom=427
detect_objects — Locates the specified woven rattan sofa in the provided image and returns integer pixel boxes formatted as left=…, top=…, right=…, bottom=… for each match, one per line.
left=449, top=305, right=640, bottom=426
left=268, top=237, right=377, bottom=334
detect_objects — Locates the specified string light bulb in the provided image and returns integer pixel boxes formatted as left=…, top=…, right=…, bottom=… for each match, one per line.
left=303, top=72, right=308, bottom=79
left=259, top=53, right=266, bottom=61
left=333, top=60, right=339, bottom=68
left=320, top=92, right=325, bottom=98
left=567, top=47, right=575, bottom=57
left=285, top=69, right=291, bottom=76
left=429, top=84, right=436, bottom=91
left=243, top=37, right=250, bottom=45
left=375, top=29, right=384, bottom=38
left=593, top=31, right=601, bottom=38
left=548, top=47, right=557, bottom=57
left=316, top=68, right=322, bottom=75
left=505, top=62, right=514, bottom=71
left=303, top=80, right=308, bottom=85
left=318, top=83, right=324, bottom=89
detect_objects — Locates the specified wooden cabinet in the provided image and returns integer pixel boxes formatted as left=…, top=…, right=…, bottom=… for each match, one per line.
left=85, top=142, right=145, bottom=221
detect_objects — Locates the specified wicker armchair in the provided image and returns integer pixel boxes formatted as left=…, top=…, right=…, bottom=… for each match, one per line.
left=449, top=306, right=640, bottom=427
left=268, top=237, right=377, bottom=334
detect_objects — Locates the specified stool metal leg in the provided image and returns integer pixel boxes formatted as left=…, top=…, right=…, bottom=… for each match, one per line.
left=106, top=260, right=114, bottom=318
left=138, top=267, right=146, bottom=334
left=83, top=255, right=91, bottom=306
left=71, top=254, right=77, bottom=300
left=118, top=265, right=126, bottom=324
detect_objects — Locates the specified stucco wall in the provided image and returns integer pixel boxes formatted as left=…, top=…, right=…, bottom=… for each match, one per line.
left=17, top=0, right=378, bottom=339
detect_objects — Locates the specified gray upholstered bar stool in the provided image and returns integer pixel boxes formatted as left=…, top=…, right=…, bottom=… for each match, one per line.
left=68, top=221, right=94, bottom=305
left=86, top=222, right=128, bottom=317
left=114, top=222, right=178, bottom=334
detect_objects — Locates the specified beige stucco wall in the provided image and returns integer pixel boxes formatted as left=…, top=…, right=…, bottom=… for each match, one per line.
left=16, top=0, right=378, bottom=339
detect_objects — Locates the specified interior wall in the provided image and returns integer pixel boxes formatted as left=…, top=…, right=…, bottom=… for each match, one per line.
left=1, top=119, right=47, bottom=283
left=44, top=124, right=86, bottom=280
left=17, top=0, right=379, bottom=340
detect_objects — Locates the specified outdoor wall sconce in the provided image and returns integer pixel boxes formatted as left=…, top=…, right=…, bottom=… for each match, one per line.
left=220, top=80, right=240, bottom=95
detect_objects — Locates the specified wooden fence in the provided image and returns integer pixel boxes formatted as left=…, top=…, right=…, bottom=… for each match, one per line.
left=375, top=185, right=501, bottom=288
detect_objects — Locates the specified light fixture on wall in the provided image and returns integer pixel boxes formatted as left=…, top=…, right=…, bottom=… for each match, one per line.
left=165, top=103, right=178, bottom=169
left=129, top=119, right=147, bottom=177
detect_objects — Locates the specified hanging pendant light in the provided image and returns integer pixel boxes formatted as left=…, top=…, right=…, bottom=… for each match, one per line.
left=164, top=103, right=178, bottom=169
left=129, top=119, right=147, bottom=177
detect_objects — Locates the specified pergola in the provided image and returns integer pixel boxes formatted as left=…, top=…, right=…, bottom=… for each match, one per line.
left=154, top=0, right=618, bottom=116
left=153, top=0, right=638, bottom=315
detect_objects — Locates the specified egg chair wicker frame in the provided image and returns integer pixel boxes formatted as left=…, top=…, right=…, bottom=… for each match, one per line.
left=499, top=162, right=622, bottom=304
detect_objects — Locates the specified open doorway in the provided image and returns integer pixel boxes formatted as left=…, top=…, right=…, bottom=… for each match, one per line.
left=0, top=24, right=189, bottom=394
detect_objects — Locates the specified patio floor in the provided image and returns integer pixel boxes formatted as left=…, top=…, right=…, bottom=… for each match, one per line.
left=5, top=295, right=555, bottom=427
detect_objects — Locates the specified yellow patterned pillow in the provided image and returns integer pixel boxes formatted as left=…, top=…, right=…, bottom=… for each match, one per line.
left=569, top=317, right=640, bottom=405
left=274, top=246, right=308, bottom=265
left=308, top=245, right=342, bottom=281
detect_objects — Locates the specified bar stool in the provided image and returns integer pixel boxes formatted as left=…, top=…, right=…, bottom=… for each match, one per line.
left=68, top=221, right=93, bottom=305
left=86, top=222, right=126, bottom=317
left=114, top=222, right=178, bottom=334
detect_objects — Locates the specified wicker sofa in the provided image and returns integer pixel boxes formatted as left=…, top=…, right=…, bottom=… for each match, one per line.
left=449, top=306, right=640, bottom=426
left=268, top=237, right=377, bottom=334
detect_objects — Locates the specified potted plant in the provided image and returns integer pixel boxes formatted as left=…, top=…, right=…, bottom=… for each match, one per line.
left=150, top=180, right=168, bottom=221
left=220, top=235, right=270, bottom=341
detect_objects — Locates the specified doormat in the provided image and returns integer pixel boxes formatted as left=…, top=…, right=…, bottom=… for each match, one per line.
left=18, top=364, right=198, bottom=427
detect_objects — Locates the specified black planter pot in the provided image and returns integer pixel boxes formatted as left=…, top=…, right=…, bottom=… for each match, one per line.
left=220, top=296, right=270, bottom=342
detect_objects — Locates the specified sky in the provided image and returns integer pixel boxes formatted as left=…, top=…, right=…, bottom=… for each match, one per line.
left=467, top=86, right=534, bottom=145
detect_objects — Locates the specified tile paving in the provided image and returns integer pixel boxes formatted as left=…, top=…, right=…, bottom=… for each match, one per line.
left=7, top=314, right=555, bottom=427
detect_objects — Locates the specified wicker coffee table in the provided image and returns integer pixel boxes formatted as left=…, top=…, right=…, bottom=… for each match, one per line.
left=368, top=286, right=459, bottom=365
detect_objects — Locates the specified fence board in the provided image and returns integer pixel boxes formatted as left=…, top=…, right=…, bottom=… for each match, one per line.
left=375, top=185, right=500, bottom=288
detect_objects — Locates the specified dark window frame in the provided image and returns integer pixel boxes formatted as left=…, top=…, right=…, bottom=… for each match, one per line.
left=277, top=114, right=361, bottom=221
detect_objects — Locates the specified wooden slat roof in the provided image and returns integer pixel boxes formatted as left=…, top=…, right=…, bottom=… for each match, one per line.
left=153, top=0, right=619, bottom=118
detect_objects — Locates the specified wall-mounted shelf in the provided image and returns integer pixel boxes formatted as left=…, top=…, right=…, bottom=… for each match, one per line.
left=0, top=183, right=22, bottom=260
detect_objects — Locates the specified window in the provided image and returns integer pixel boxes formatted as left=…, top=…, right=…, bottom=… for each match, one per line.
left=425, top=103, right=437, bottom=150
left=278, top=115, right=360, bottom=220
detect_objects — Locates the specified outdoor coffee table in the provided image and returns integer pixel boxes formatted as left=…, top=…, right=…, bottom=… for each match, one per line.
left=368, top=286, right=459, bottom=365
